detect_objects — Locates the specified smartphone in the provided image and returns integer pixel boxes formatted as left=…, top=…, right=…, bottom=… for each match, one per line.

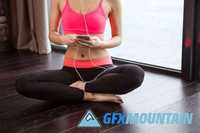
left=78, top=42, right=91, bottom=47
left=76, top=35, right=91, bottom=40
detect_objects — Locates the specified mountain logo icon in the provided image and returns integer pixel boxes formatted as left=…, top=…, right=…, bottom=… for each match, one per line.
left=78, top=109, right=101, bottom=128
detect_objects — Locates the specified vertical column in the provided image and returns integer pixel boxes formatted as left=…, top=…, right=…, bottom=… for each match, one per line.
left=181, top=0, right=196, bottom=81
left=194, top=0, right=200, bottom=80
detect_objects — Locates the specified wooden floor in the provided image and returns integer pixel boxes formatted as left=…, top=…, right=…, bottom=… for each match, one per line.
left=0, top=50, right=200, bottom=133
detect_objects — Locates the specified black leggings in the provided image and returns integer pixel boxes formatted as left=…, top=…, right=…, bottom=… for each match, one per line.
left=15, top=64, right=145, bottom=102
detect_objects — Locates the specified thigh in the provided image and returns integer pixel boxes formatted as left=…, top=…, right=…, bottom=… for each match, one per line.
left=17, top=69, right=78, bottom=85
left=85, top=64, right=145, bottom=94
left=95, top=64, right=144, bottom=79
left=93, top=65, right=118, bottom=79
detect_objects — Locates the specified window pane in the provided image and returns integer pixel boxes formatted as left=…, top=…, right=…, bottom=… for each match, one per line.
left=105, top=0, right=184, bottom=70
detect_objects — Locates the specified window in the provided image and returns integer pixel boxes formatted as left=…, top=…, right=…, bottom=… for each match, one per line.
left=105, top=0, right=184, bottom=70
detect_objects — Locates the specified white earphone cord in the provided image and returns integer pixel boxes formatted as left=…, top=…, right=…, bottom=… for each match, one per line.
left=73, top=0, right=109, bottom=82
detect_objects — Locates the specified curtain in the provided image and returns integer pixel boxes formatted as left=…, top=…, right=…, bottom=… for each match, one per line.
left=9, top=0, right=51, bottom=54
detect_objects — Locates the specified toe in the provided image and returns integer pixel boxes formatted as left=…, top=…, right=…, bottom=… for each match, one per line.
left=109, top=96, right=122, bottom=104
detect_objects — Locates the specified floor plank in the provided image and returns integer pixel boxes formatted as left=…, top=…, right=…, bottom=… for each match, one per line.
left=103, top=90, right=200, bottom=133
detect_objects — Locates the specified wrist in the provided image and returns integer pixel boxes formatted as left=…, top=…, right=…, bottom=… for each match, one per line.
left=96, top=41, right=107, bottom=49
left=60, top=35, right=74, bottom=46
left=60, top=35, right=67, bottom=45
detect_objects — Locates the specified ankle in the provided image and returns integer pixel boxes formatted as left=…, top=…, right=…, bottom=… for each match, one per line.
left=82, top=82, right=86, bottom=91
left=84, top=92, right=96, bottom=101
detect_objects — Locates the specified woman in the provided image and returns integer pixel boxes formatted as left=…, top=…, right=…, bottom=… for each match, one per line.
left=15, top=0, right=145, bottom=104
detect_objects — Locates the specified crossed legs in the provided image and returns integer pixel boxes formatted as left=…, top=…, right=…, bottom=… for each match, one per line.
left=15, top=64, right=145, bottom=103
left=70, top=64, right=145, bottom=94
left=15, top=69, right=123, bottom=103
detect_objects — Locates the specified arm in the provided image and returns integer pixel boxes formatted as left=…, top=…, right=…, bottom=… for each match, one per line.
left=100, top=0, right=122, bottom=49
left=48, top=0, right=77, bottom=45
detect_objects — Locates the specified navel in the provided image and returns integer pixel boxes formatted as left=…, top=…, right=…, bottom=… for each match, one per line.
left=81, top=54, right=85, bottom=58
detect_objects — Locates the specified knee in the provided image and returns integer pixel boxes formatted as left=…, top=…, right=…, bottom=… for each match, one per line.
left=130, top=65, right=145, bottom=85
left=120, top=64, right=145, bottom=93
left=120, top=64, right=145, bottom=81
left=15, top=75, right=32, bottom=95
left=15, top=76, right=25, bottom=95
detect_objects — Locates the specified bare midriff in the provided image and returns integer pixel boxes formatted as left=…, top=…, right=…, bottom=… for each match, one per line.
left=64, top=34, right=108, bottom=59
left=63, top=33, right=113, bottom=68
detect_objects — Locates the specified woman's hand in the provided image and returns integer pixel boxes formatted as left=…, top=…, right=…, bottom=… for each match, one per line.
left=76, top=36, right=103, bottom=49
left=61, top=34, right=79, bottom=46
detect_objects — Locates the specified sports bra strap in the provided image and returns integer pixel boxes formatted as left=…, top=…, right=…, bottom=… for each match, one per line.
left=98, top=0, right=103, bottom=7
left=66, top=0, right=103, bottom=11
left=66, top=0, right=69, bottom=6
left=66, top=0, right=103, bottom=7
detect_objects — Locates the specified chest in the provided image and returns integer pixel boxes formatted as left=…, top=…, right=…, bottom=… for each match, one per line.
left=59, top=0, right=110, bottom=18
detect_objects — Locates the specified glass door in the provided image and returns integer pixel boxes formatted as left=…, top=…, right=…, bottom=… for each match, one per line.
left=104, top=0, right=184, bottom=70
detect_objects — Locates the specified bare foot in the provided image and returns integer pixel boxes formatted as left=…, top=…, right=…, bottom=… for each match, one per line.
left=70, top=81, right=124, bottom=104
left=84, top=92, right=124, bottom=104
left=69, top=81, right=85, bottom=91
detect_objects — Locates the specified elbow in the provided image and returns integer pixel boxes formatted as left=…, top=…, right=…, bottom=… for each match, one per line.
left=48, top=32, right=53, bottom=43
left=116, top=41, right=121, bottom=47
left=117, top=35, right=122, bottom=47
left=109, top=34, right=122, bottom=48
left=48, top=32, right=57, bottom=44
left=118, top=38, right=122, bottom=46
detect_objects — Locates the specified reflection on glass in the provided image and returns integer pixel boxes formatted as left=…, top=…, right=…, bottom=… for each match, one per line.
left=105, top=0, right=184, bottom=70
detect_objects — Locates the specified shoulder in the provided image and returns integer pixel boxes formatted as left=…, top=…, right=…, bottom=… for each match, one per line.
left=51, top=0, right=60, bottom=5
left=107, top=0, right=121, bottom=9
left=104, top=0, right=121, bottom=16
left=52, top=0, right=65, bottom=12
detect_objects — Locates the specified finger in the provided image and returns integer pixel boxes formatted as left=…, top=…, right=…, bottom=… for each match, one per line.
left=70, top=39, right=76, bottom=43
left=77, top=39, right=92, bottom=43
left=77, top=41, right=90, bottom=47
left=78, top=40, right=94, bottom=45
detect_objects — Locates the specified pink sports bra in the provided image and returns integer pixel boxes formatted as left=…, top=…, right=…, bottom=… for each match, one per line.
left=61, top=0, right=107, bottom=34
left=61, top=0, right=113, bottom=68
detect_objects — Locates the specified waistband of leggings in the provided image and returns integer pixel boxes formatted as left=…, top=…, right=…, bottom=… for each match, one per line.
left=63, top=56, right=113, bottom=69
